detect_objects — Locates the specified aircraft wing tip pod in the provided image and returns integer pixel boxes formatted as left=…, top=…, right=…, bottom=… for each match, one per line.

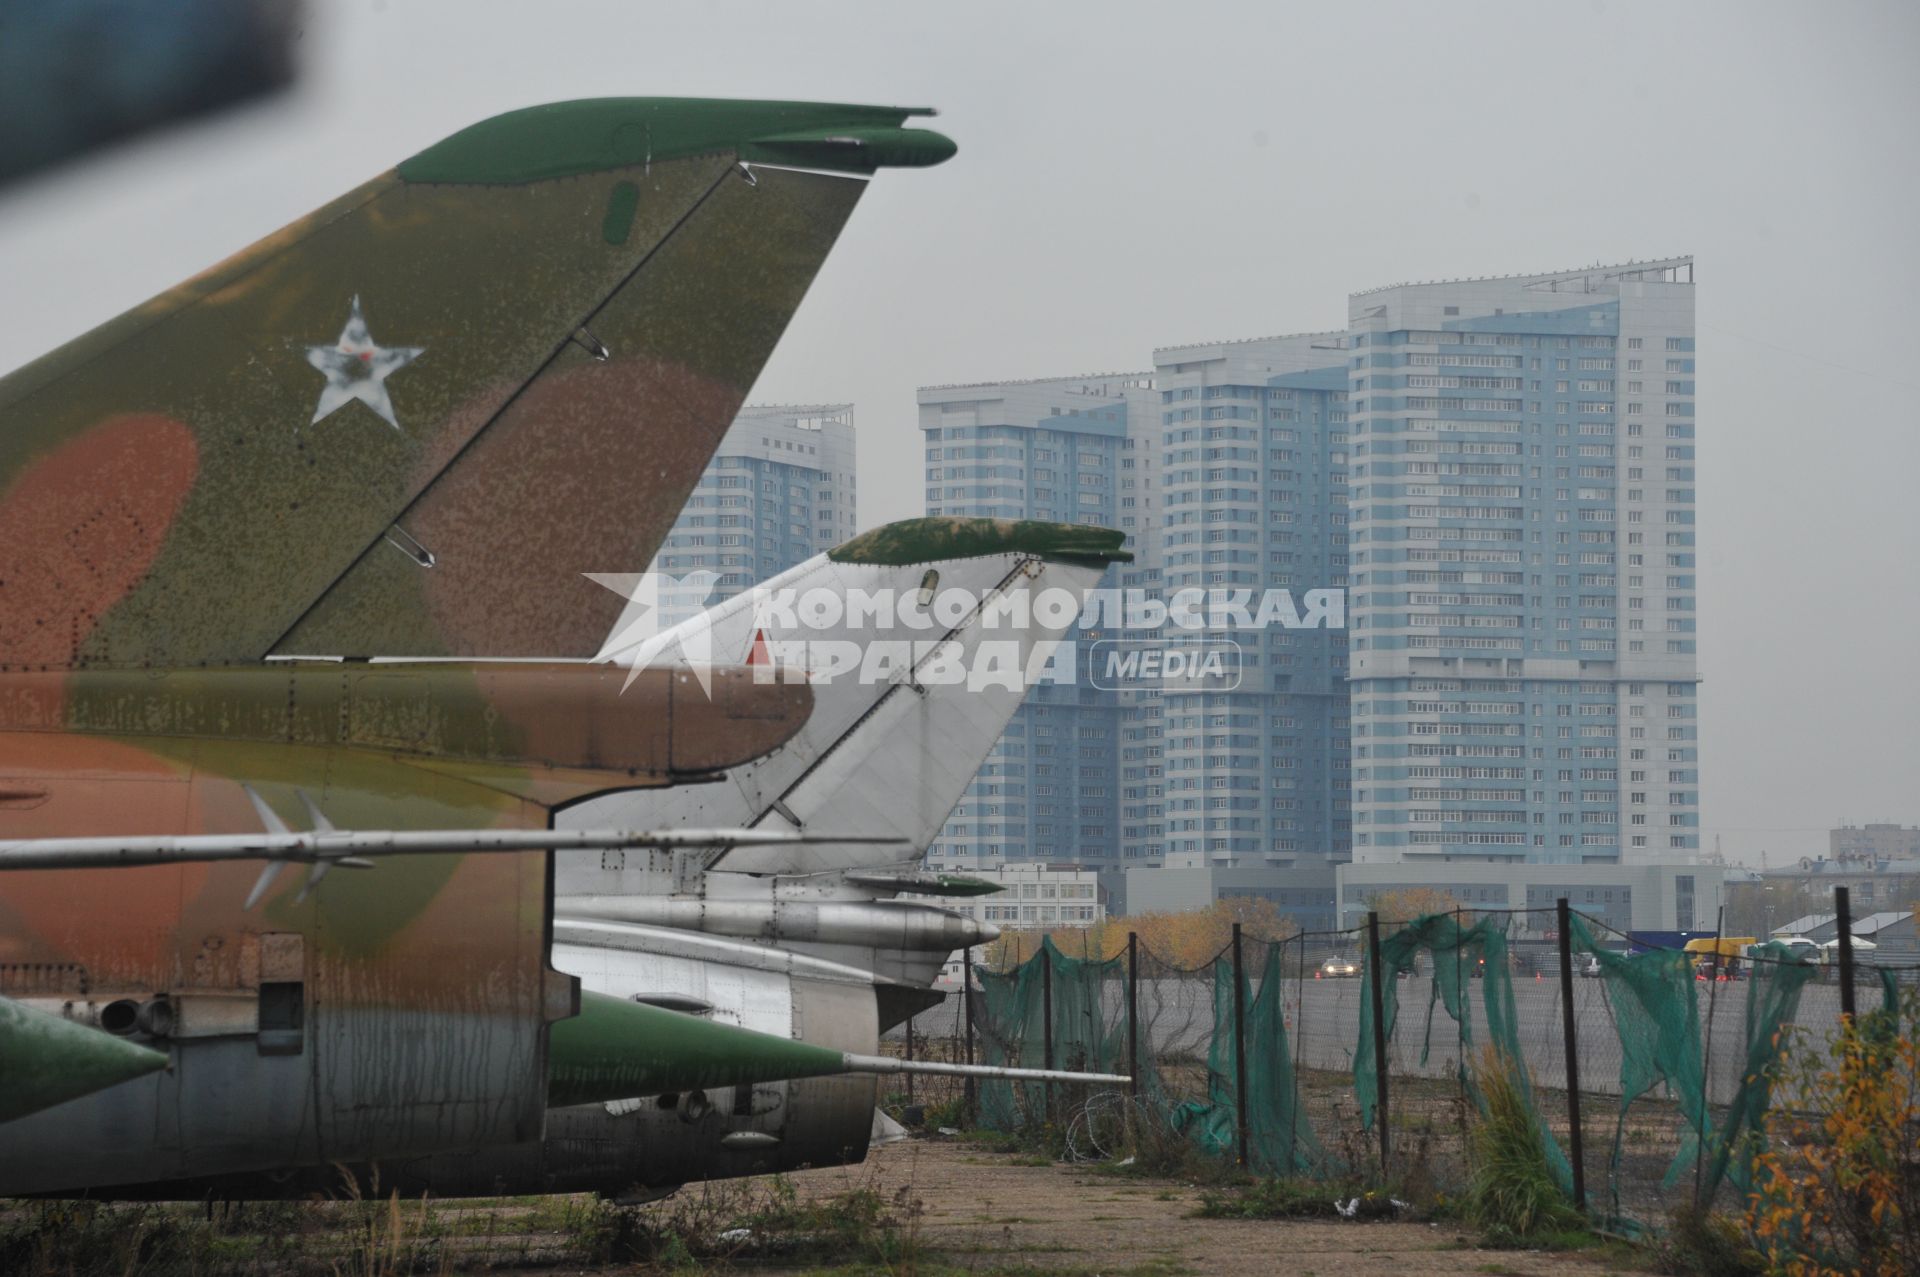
left=397, top=97, right=957, bottom=186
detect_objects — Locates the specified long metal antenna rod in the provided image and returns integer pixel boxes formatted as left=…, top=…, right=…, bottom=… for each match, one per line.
left=841, top=1054, right=1128, bottom=1086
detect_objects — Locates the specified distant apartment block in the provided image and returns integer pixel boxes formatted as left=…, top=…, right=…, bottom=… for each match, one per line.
left=920, top=374, right=1154, bottom=882
left=648, top=404, right=857, bottom=612
left=911, top=257, right=1701, bottom=926
left=1345, top=259, right=1699, bottom=874
left=1830, top=823, right=1920, bottom=863
left=1150, top=333, right=1354, bottom=872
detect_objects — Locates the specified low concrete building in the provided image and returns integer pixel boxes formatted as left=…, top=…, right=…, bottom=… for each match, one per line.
left=914, top=860, right=1106, bottom=987
left=1334, top=860, right=1723, bottom=935
left=1123, top=856, right=1339, bottom=931
left=917, top=859, right=1105, bottom=931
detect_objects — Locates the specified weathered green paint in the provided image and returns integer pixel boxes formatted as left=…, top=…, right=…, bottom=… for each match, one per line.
left=828, top=517, right=1132, bottom=569
left=601, top=180, right=640, bottom=245
left=0, top=99, right=947, bottom=666
left=397, top=98, right=951, bottom=185
left=547, top=990, right=847, bottom=1108
left=0, top=995, right=168, bottom=1124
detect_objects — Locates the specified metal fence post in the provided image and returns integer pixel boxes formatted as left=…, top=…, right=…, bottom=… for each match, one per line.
left=1555, top=898, right=1586, bottom=1212
left=1126, top=931, right=1139, bottom=1102
left=1367, top=909, right=1390, bottom=1174
left=1835, top=885, right=1856, bottom=1019
left=1695, top=902, right=1725, bottom=1208
left=1232, top=921, right=1249, bottom=1168
left=905, top=1012, right=915, bottom=1105
left=1041, top=940, right=1055, bottom=1125
left=962, top=946, right=977, bottom=1125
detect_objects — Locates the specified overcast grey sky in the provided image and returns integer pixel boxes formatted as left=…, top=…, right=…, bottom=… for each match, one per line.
left=1, top=0, right=1915, bottom=865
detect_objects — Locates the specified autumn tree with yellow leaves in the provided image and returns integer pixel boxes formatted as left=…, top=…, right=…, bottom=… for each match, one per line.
left=1747, top=992, right=1920, bottom=1276
left=1364, top=885, right=1465, bottom=926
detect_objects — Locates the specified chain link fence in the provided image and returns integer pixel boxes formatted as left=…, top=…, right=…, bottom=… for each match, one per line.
left=886, top=897, right=1919, bottom=1235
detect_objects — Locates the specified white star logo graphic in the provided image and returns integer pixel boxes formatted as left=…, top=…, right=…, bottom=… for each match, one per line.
left=586, top=569, right=723, bottom=696
left=305, top=295, right=425, bottom=430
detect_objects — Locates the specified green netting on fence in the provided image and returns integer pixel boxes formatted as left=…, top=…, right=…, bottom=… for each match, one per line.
left=958, top=908, right=1916, bottom=1239
left=1164, top=945, right=1323, bottom=1174
left=1698, top=940, right=1819, bottom=1204
left=1564, top=912, right=1711, bottom=1215
left=973, top=937, right=1126, bottom=1130
left=973, top=936, right=1324, bottom=1175
left=1354, top=911, right=1571, bottom=1193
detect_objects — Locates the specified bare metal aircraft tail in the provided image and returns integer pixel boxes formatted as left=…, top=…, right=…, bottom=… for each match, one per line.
left=566, top=517, right=1128, bottom=880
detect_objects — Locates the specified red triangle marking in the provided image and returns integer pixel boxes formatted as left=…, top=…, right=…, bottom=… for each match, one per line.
left=747, top=628, right=771, bottom=666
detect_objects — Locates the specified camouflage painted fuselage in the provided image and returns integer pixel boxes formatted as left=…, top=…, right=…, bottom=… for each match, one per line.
left=0, top=98, right=953, bottom=1193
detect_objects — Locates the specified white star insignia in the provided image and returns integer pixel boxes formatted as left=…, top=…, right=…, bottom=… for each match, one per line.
left=305, top=295, right=424, bottom=430
left=585, top=570, right=723, bottom=695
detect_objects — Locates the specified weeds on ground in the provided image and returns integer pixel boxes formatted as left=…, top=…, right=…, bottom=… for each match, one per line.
left=329, top=1166, right=447, bottom=1277
left=0, top=1202, right=228, bottom=1277
left=920, top=1095, right=968, bottom=1131
left=1646, top=1205, right=1763, bottom=1277
left=597, top=1172, right=928, bottom=1270
left=0, top=1187, right=444, bottom=1277
left=1194, top=1176, right=1381, bottom=1220
left=1462, top=1046, right=1588, bottom=1247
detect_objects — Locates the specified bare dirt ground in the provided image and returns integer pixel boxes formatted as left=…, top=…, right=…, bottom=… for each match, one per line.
left=0, top=1134, right=1653, bottom=1276
left=758, top=1138, right=1645, bottom=1277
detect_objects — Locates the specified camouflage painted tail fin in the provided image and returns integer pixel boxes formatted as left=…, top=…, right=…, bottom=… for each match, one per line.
left=0, top=98, right=953, bottom=666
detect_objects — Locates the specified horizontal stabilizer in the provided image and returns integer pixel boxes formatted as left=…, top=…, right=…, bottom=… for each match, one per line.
left=0, top=996, right=169, bottom=1124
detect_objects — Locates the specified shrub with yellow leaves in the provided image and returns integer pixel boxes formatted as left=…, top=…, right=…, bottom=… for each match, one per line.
left=1746, top=990, right=1920, bottom=1277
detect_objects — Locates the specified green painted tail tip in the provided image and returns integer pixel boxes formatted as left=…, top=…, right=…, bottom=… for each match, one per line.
left=399, top=97, right=954, bottom=185
left=548, top=990, right=848, bottom=1109
left=0, top=996, right=168, bottom=1124
left=829, top=517, right=1131, bottom=568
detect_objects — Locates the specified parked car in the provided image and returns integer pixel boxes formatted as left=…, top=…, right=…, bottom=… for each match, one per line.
left=1767, top=936, right=1821, bottom=966
left=1320, top=955, right=1359, bottom=978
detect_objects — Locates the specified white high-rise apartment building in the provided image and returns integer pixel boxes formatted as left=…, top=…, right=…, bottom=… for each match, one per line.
left=1344, top=259, right=1699, bottom=888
